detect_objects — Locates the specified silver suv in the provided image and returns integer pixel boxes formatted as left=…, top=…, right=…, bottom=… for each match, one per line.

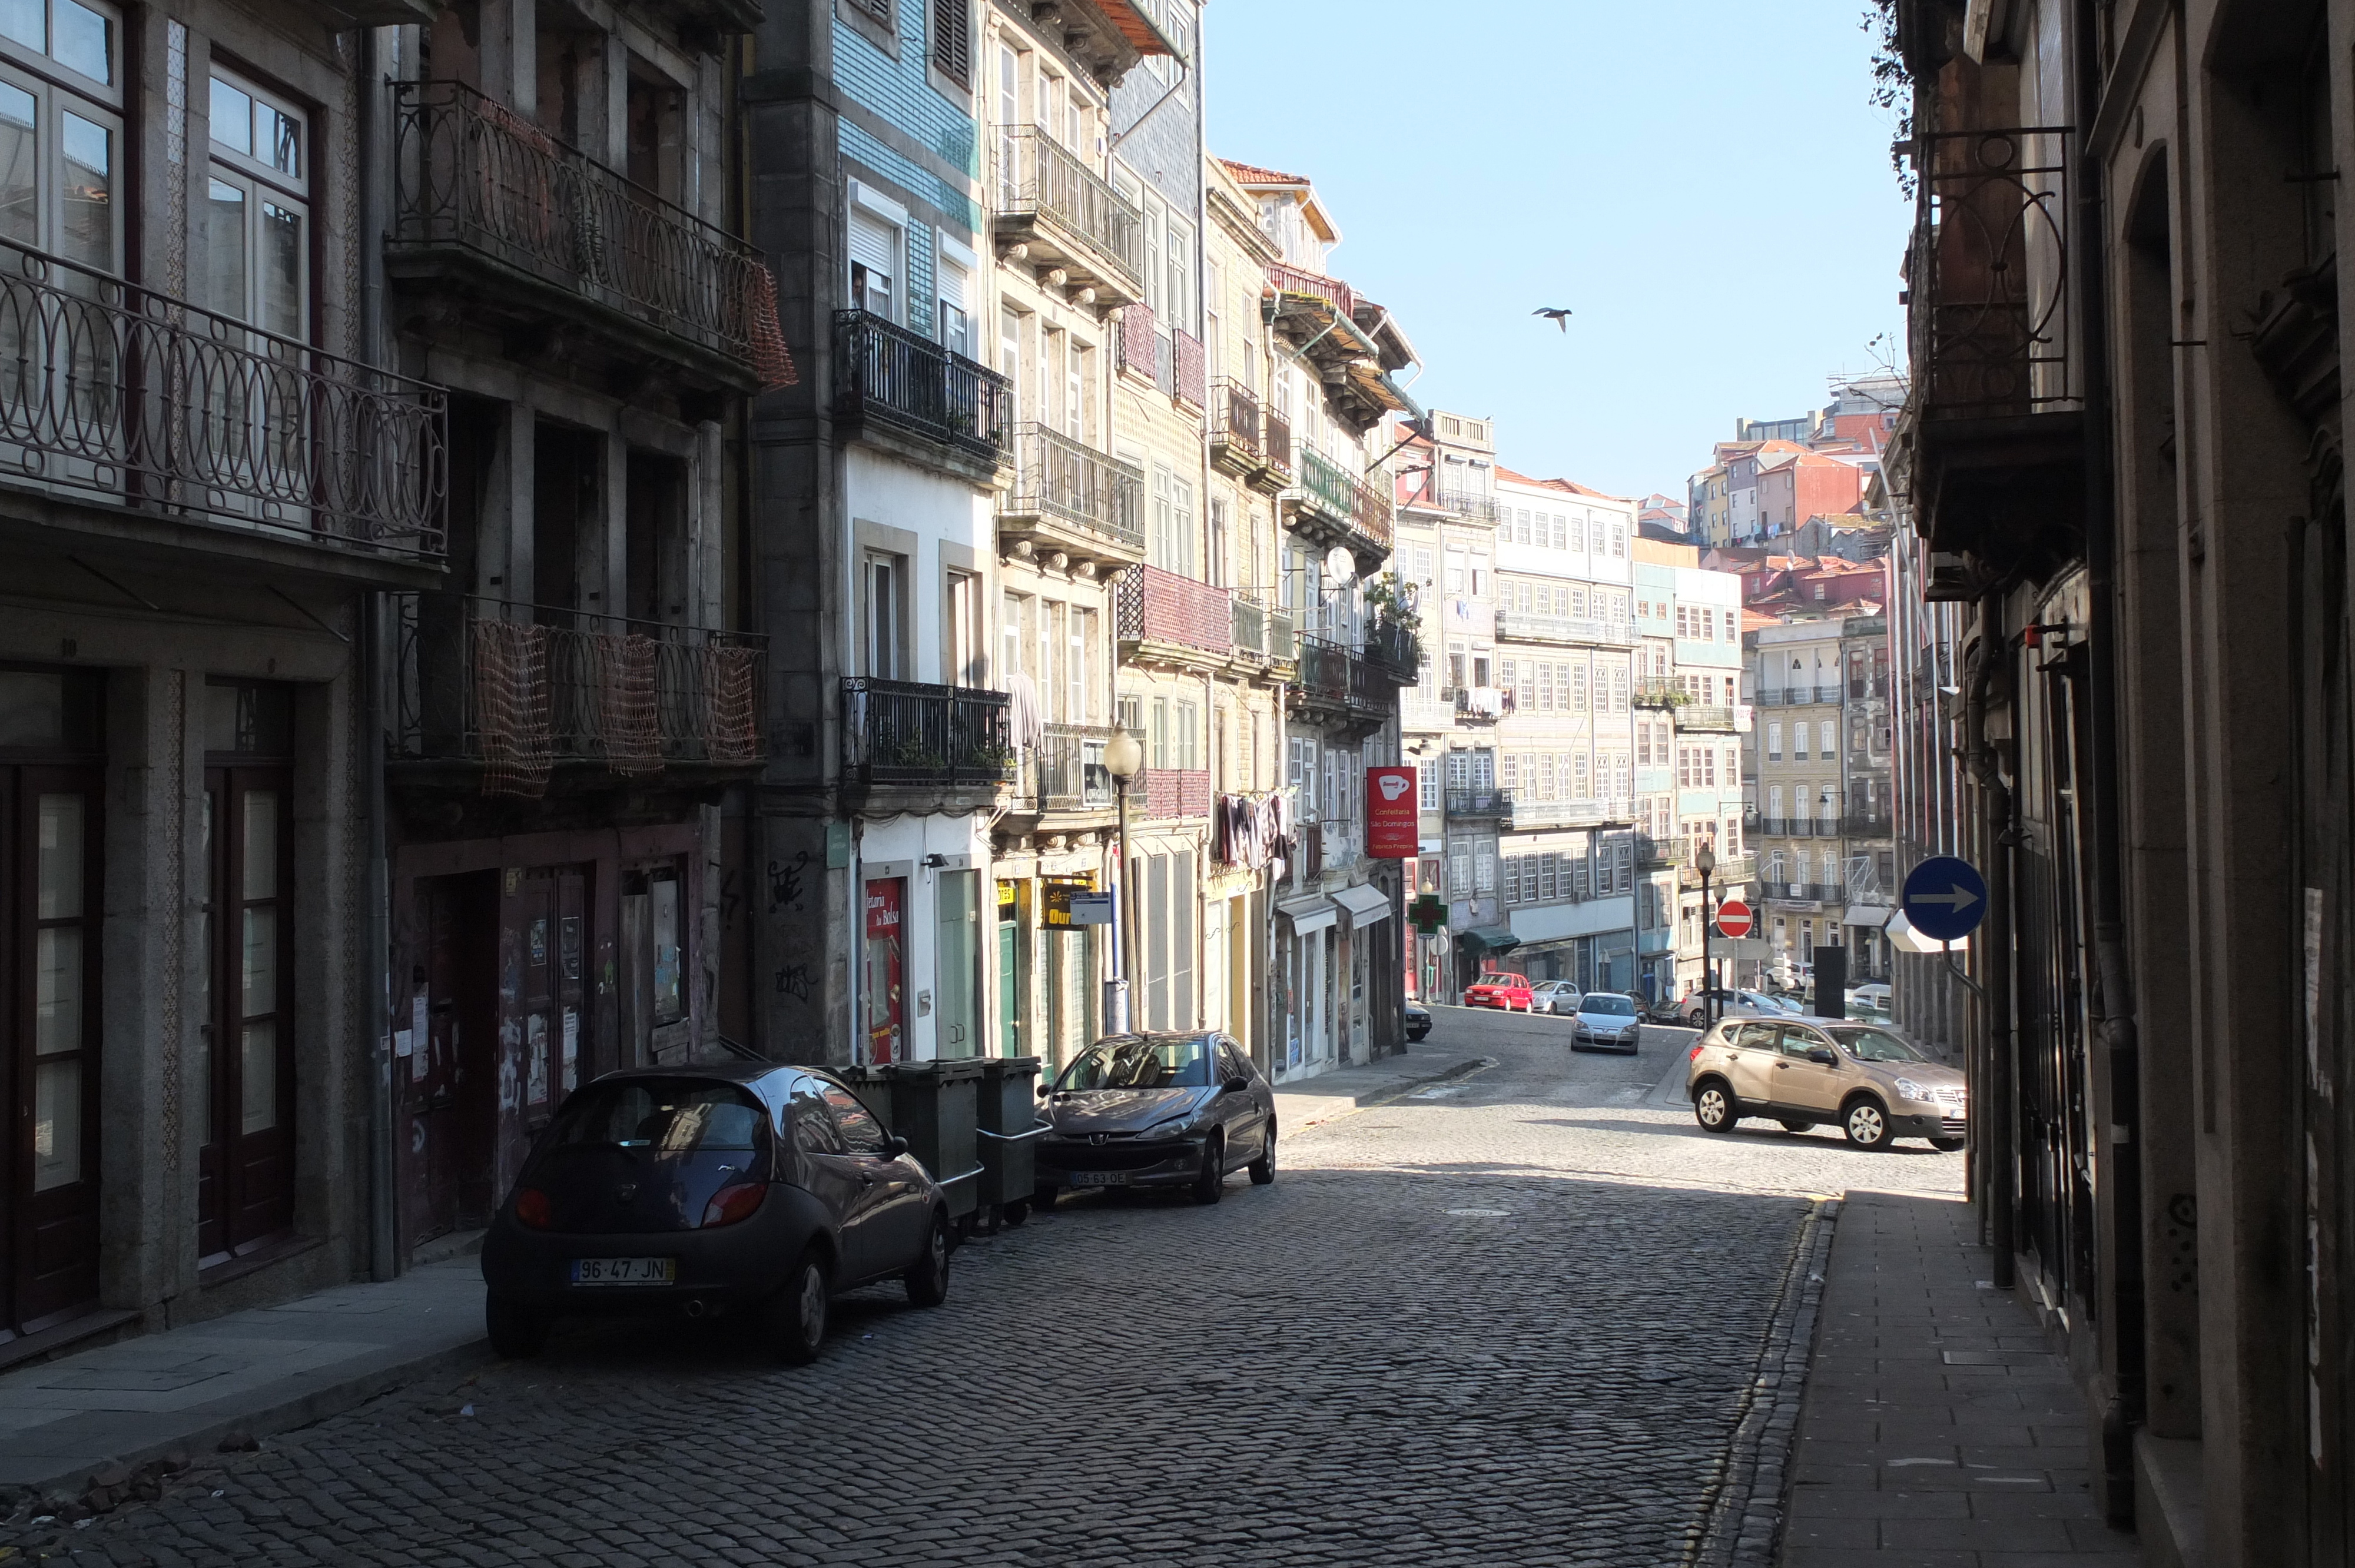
left=1685, top=1018, right=1966, bottom=1151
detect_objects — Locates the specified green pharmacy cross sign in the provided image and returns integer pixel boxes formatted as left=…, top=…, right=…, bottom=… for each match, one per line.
left=1408, top=893, right=1447, bottom=935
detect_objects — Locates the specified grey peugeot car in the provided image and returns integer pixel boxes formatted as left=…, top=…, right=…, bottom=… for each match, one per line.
left=1686, top=1017, right=1967, bottom=1150
left=480, top=1064, right=951, bottom=1365
left=1569, top=991, right=1644, bottom=1052
left=1034, top=1032, right=1276, bottom=1206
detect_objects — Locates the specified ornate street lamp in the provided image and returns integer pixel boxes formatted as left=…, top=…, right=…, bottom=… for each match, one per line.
left=1102, top=729, right=1144, bottom=1034
left=1694, top=839, right=1718, bottom=1026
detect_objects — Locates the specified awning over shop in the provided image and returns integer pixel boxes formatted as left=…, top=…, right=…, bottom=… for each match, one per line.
left=1843, top=905, right=1895, bottom=929
left=1457, top=923, right=1520, bottom=954
left=1332, top=883, right=1392, bottom=928
left=1276, top=894, right=1338, bottom=936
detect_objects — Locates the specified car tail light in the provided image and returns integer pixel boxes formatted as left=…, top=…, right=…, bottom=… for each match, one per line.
left=701, top=1182, right=767, bottom=1228
left=1689, top=1044, right=1704, bottom=1061
left=513, top=1186, right=553, bottom=1230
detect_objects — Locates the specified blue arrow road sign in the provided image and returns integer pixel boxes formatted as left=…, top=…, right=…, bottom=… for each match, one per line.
left=1902, top=855, right=1989, bottom=942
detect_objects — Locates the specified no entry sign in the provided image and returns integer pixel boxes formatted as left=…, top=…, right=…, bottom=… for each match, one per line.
left=1715, top=899, right=1754, bottom=939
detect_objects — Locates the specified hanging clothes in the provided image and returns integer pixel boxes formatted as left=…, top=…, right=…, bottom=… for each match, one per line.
left=1004, top=669, right=1046, bottom=750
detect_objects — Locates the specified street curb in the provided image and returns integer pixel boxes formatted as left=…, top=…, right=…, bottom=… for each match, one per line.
left=5, top=1334, right=489, bottom=1501
left=1349, top=1054, right=1495, bottom=1108
left=1683, top=1195, right=1840, bottom=1568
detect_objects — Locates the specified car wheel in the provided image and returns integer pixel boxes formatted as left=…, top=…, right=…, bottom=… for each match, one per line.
left=1001, top=1198, right=1030, bottom=1225
left=484, top=1294, right=550, bottom=1360
left=1930, top=1136, right=1966, bottom=1152
left=1693, top=1079, right=1739, bottom=1134
left=767, top=1248, right=830, bottom=1364
left=903, top=1212, right=951, bottom=1308
left=1778, top=1119, right=1817, bottom=1133
left=1248, top=1122, right=1276, bottom=1186
left=1191, top=1132, right=1226, bottom=1205
left=1032, top=1185, right=1059, bottom=1210
left=1843, top=1098, right=1893, bottom=1151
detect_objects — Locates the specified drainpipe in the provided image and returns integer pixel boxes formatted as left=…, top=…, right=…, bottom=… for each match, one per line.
left=2074, top=0, right=2141, bottom=1513
left=359, top=25, right=397, bottom=1283
left=1964, top=593, right=2015, bottom=1288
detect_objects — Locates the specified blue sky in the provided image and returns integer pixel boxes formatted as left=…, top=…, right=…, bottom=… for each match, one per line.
left=1202, top=1, right=1912, bottom=500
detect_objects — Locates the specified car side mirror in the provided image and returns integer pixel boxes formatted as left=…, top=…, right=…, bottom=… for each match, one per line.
left=1222, top=1075, right=1250, bottom=1094
left=880, top=1133, right=910, bottom=1158
left=1036, top=1082, right=1051, bottom=1099
left=1807, top=1047, right=1838, bottom=1067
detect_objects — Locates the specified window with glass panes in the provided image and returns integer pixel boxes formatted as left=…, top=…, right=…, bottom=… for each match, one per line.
left=0, top=0, right=119, bottom=280
left=205, top=71, right=306, bottom=338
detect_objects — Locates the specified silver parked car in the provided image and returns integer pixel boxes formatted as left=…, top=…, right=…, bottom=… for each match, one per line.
left=1569, top=992, right=1643, bottom=1053
left=1686, top=1018, right=1967, bottom=1151
left=1531, top=980, right=1583, bottom=1016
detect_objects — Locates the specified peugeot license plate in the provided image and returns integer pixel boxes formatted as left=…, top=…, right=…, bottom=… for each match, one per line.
left=1070, top=1171, right=1129, bottom=1188
left=569, top=1257, right=676, bottom=1287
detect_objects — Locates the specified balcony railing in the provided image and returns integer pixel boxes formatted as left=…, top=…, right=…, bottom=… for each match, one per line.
left=1437, top=487, right=1498, bottom=521
left=1510, top=797, right=1633, bottom=830
left=1445, top=788, right=1510, bottom=817
left=1266, top=263, right=1355, bottom=321
left=390, top=596, right=764, bottom=794
left=1498, top=611, right=1640, bottom=647
left=991, top=126, right=1144, bottom=298
left=1027, top=722, right=1117, bottom=813
left=1453, top=687, right=1505, bottom=721
left=1001, top=423, right=1144, bottom=552
left=1639, top=835, right=1689, bottom=868
left=390, top=80, right=767, bottom=376
left=1755, top=816, right=1837, bottom=838
left=1115, top=563, right=1230, bottom=659
left=1230, top=593, right=1296, bottom=665
left=843, top=677, right=1014, bottom=785
left=1766, top=882, right=1846, bottom=906
left=1366, top=619, right=1421, bottom=683
left=1841, top=813, right=1894, bottom=836
left=1350, top=466, right=1394, bottom=552
left=1679, top=705, right=1742, bottom=732
left=1298, top=446, right=1355, bottom=519
left=1912, top=126, right=2075, bottom=421
left=1756, top=686, right=1845, bottom=706
left=834, top=310, right=1010, bottom=461
left=0, top=234, right=446, bottom=553
left=1296, top=635, right=1379, bottom=712
left=1143, top=768, right=1212, bottom=822
left=1209, top=379, right=1262, bottom=464
left=1263, top=408, right=1294, bottom=482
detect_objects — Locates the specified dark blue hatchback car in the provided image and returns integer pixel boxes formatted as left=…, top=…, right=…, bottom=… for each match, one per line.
left=480, top=1064, right=950, bottom=1364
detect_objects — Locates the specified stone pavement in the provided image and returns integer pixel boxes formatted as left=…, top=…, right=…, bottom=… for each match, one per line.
left=1269, top=1042, right=1491, bottom=1128
left=1779, top=1191, right=2142, bottom=1566
left=0, top=1259, right=485, bottom=1497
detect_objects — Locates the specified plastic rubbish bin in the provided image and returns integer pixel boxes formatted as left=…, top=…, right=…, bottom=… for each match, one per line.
left=974, top=1057, right=1045, bottom=1228
left=842, top=1059, right=984, bottom=1232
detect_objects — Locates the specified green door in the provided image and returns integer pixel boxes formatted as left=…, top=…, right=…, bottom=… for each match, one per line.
left=997, top=917, right=1021, bottom=1059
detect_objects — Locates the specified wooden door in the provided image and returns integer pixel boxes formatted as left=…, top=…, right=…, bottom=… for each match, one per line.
left=196, top=767, right=294, bottom=1264
left=401, top=875, right=497, bottom=1253
left=2, top=768, right=102, bottom=1335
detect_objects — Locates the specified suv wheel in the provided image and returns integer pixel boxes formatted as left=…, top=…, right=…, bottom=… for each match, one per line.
left=1843, top=1098, right=1892, bottom=1151
left=1693, top=1079, right=1738, bottom=1134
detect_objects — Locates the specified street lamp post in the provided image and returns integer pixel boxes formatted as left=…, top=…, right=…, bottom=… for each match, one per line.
left=1102, top=730, right=1143, bottom=1035
left=1694, top=840, right=1717, bottom=1028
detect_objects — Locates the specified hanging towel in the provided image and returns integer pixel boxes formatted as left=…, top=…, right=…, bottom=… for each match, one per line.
left=1005, top=670, right=1047, bottom=750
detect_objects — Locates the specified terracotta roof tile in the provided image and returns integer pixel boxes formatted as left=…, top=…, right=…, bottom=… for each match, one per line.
left=1218, top=158, right=1311, bottom=187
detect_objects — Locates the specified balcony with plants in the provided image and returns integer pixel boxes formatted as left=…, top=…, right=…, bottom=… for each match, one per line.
left=841, top=676, right=1016, bottom=810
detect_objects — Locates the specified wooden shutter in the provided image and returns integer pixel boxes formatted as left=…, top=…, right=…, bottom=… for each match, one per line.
left=932, top=0, right=972, bottom=87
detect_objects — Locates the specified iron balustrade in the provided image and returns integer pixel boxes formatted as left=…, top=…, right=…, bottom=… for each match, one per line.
left=1910, top=126, right=2075, bottom=420
left=1294, top=636, right=1354, bottom=704
left=0, top=234, right=445, bottom=552
left=1263, top=408, right=1294, bottom=479
left=1680, top=705, right=1739, bottom=732
left=1115, top=562, right=1230, bottom=656
left=1445, top=788, right=1509, bottom=817
left=1437, top=486, right=1498, bottom=520
left=1029, top=722, right=1116, bottom=812
left=389, top=595, right=765, bottom=772
left=1266, top=263, right=1355, bottom=320
left=391, top=79, right=765, bottom=370
left=1841, top=813, right=1894, bottom=836
left=991, top=127, right=1145, bottom=291
left=1366, top=619, right=1421, bottom=682
left=1501, top=611, right=1640, bottom=647
left=1640, top=835, right=1689, bottom=866
left=1298, top=446, right=1355, bottom=518
left=1231, top=592, right=1301, bottom=663
left=1209, top=379, right=1262, bottom=461
left=1002, top=423, right=1143, bottom=550
left=843, top=677, right=1014, bottom=784
left=834, top=310, right=1011, bottom=460
left=1350, top=466, right=1394, bottom=552
left=1769, top=883, right=1845, bottom=905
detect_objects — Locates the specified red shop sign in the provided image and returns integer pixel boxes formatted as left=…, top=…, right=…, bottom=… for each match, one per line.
left=1364, top=766, right=1419, bottom=859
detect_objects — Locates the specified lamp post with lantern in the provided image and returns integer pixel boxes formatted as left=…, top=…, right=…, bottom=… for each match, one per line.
left=1102, top=729, right=1144, bottom=1034
left=1694, top=839, right=1717, bottom=1027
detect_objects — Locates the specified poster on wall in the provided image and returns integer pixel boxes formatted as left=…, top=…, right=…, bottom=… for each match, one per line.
left=1364, top=766, right=1418, bottom=859
left=864, top=878, right=905, bottom=1064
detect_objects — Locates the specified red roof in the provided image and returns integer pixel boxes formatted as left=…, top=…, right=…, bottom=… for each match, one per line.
left=1219, top=159, right=1311, bottom=187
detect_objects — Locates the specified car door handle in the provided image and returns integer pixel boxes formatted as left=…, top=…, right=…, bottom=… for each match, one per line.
left=858, top=1172, right=875, bottom=1187
left=1774, top=1062, right=1789, bottom=1069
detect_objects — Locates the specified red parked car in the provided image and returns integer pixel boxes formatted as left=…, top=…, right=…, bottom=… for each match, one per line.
left=1464, top=971, right=1534, bottom=1012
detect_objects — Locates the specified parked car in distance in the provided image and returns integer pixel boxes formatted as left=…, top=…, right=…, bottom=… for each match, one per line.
left=1686, top=1018, right=1967, bottom=1151
left=1033, top=1032, right=1276, bottom=1207
left=1570, top=992, right=1644, bottom=1052
left=1846, top=983, right=1893, bottom=1018
left=1674, top=987, right=1780, bottom=1025
left=1404, top=1001, right=1432, bottom=1041
left=1464, top=971, right=1535, bottom=1011
left=1531, top=980, right=1583, bottom=1016
left=480, top=1064, right=952, bottom=1366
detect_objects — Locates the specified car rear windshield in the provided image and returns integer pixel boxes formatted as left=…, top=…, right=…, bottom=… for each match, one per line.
left=1583, top=995, right=1636, bottom=1016
left=1825, top=1026, right=1927, bottom=1064
left=1478, top=974, right=1527, bottom=987
left=1060, top=1037, right=1215, bottom=1091
left=547, top=1079, right=768, bottom=1152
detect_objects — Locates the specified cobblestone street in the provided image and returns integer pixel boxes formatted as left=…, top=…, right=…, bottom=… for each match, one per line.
left=25, top=1008, right=1963, bottom=1568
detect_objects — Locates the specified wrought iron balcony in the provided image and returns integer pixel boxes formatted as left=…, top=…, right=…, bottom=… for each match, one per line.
left=1024, top=722, right=1117, bottom=815
left=843, top=677, right=1014, bottom=786
left=1288, top=446, right=1393, bottom=562
left=1498, top=611, right=1640, bottom=648
left=1841, top=812, right=1894, bottom=836
left=834, top=310, right=1010, bottom=467
left=999, top=422, right=1145, bottom=567
left=0, top=236, right=446, bottom=557
left=1209, top=378, right=1277, bottom=486
left=1640, top=835, right=1689, bottom=868
left=1437, top=486, right=1499, bottom=521
left=389, top=596, right=764, bottom=795
left=1230, top=593, right=1296, bottom=668
left=1445, top=788, right=1510, bottom=818
left=1756, top=685, right=1845, bottom=706
left=1766, top=882, right=1845, bottom=906
left=1679, top=704, right=1744, bottom=733
left=1116, top=563, right=1232, bottom=670
left=389, top=80, right=771, bottom=387
left=992, top=126, right=1145, bottom=307
left=1262, top=408, right=1295, bottom=487
left=1293, top=636, right=1391, bottom=730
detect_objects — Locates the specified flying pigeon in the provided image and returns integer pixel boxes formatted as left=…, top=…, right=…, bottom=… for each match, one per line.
left=1533, top=307, right=1574, bottom=332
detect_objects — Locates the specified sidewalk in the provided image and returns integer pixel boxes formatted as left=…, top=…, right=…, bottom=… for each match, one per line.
left=1271, top=1047, right=1491, bottom=1129
left=0, top=1257, right=485, bottom=1500
left=1779, top=1192, right=2140, bottom=1565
